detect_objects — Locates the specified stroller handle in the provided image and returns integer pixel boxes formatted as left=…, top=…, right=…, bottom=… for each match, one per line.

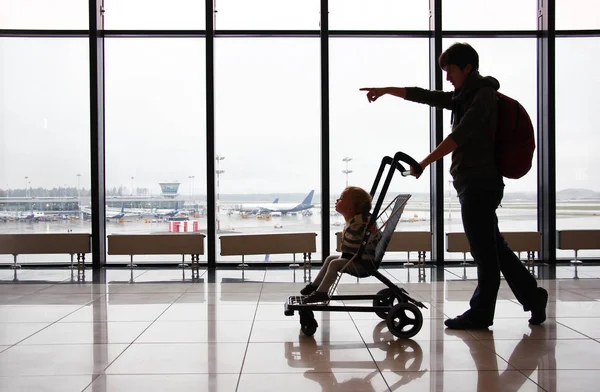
left=381, top=152, right=423, bottom=177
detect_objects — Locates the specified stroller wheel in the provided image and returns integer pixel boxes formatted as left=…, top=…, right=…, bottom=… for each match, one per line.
left=374, top=288, right=404, bottom=320
left=386, top=303, right=423, bottom=339
left=299, top=310, right=318, bottom=337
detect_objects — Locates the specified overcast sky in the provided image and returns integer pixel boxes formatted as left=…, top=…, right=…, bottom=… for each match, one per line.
left=1, top=0, right=599, bottom=198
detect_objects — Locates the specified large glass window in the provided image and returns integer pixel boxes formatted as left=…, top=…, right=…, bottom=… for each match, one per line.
left=215, top=38, right=320, bottom=263
left=0, top=38, right=90, bottom=264
left=0, top=0, right=88, bottom=29
left=443, top=0, right=537, bottom=31
left=330, top=38, right=430, bottom=262
left=329, top=1, right=429, bottom=30
left=556, top=37, right=600, bottom=259
left=214, top=0, right=319, bottom=30
left=442, top=38, right=538, bottom=261
left=104, top=38, right=207, bottom=264
left=103, top=0, right=205, bottom=30
left=556, top=0, right=600, bottom=30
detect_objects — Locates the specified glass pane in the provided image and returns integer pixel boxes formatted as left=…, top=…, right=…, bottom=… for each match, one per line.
left=103, top=0, right=205, bottom=30
left=215, top=38, right=320, bottom=263
left=556, top=38, right=600, bottom=260
left=104, top=38, right=207, bottom=264
left=557, top=0, right=600, bottom=30
left=329, top=0, right=429, bottom=30
left=215, top=0, right=319, bottom=30
left=441, top=39, right=538, bottom=261
left=330, top=38, right=430, bottom=263
left=0, top=0, right=88, bottom=29
left=0, top=38, right=91, bottom=265
left=443, top=0, right=537, bottom=31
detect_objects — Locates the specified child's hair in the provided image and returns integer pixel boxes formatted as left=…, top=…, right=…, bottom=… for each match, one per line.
left=343, top=186, right=372, bottom=215
left=439, top=42, right=479, bottom=72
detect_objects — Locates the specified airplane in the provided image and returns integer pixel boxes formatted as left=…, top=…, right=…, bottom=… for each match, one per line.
left=154, top=201, right=181, bottom=218
left=107, top=204, right=127, bottom=220
left=79, top=203, right=142, bottom=220
left=231, top=190, right=315, bottom=215
left=15, top=207, right=45, bottom=221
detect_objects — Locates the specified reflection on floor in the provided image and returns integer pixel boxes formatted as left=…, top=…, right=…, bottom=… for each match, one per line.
left=0, top=265, right=599, bottom=391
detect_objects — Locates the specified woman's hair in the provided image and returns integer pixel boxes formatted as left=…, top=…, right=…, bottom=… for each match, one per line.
left=343, top=186, right=372, bottom=215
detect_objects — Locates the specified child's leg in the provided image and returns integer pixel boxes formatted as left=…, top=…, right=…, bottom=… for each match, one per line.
left=315, top=257, right=349, bottom=293
left=311, top=255, right=340, bottom=287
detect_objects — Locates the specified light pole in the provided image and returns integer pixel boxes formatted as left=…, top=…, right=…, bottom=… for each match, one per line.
left=342, top=157, right=353, bottom=187
left=216, top=155, right=225, bottom=213
left=24, top=176, right=28, bottom=197
left=76, top=174, right=81, bottom=197
left=131, top=176, right=134, bottom=196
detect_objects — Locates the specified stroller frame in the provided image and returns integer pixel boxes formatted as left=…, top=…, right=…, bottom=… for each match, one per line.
left=284, top=151, right=428, bottom=339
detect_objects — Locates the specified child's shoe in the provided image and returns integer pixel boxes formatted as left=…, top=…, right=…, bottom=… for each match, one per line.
left=300, top=284, right=318, bottom=296
left=304, top=291, right=330, bottom=304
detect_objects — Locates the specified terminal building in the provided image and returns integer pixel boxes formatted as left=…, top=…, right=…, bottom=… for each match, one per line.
left=0, top=182, right=205, bottom=216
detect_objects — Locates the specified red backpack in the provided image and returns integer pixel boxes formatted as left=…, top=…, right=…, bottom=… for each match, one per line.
left=493, top=92, right=536, bottom=179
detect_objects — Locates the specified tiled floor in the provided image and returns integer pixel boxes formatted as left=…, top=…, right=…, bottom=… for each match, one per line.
left=0, top=265, right=599, bottom=391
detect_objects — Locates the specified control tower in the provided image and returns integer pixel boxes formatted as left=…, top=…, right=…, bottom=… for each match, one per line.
left=159, top=182, right=181, bottom=198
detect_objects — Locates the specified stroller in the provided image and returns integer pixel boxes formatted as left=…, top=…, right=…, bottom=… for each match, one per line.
left=284, top=151, right=427, bottom=339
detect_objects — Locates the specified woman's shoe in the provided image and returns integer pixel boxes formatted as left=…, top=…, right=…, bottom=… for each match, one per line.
left=529, top=287, right=548, bottom=325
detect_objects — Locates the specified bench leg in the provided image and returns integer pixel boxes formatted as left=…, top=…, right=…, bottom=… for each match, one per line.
left=302, top=253, right=312, bottom=282
left=404, top=251, right=414, bottom=268
left=418, top=251, right=427, bottom=283
left=178, top=254, right=189, bottom=269
left=129, top=255, right=137, bottom=269
left=459, top=252, right=469, bottom=280
left=77, top=253, right=85, bottom=281
left=289, top=253, right=299, bottom=269
left=238, top=255, right=248, bottom=270
left=11, top=254, right=20, bottom=270
left=191, top=254, right=200, bottom=280
left=571, top=250, right=581, bottom=279
left=526, top=251, right=536, bottom=277
left=460, top=252, right=469, bottom=266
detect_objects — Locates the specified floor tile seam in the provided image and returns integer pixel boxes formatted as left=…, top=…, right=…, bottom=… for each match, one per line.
left=348, top=311, right=392, bottom=391
left=443, top=268, right=469, bottom=280
left=470, top=337, right=594, bottom=342
left=554, top=319, right=600, bottom=340
left=561, top=287, right=600, bottom=301
left=471, top=338, right=515, bottom=370
left=8, top=299, right=103, bottom=346
left=99, top=290, right=191, bottom=375
left=236, top=273, right=267, bottom=392
left=80, top=373, right=101, bottom=392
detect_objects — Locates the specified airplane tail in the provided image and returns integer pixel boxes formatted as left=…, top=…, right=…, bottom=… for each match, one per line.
left=120, top=203, right=125, bottom=213
left=300, top=190, right=315, bottom=206
left=175, top=201, right=179, bottom=211
left=273, top=198, right=279, bottom=204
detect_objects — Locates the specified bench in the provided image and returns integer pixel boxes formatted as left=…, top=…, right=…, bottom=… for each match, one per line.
left=557, top=230, right=600, bottom=278
left=219, top=232, right=317, bottom=272
left=446, top=231, right=541, bottom=275
left=0, top=233, right=90, bottom=275
left=107, top=233, right=206, bottom=279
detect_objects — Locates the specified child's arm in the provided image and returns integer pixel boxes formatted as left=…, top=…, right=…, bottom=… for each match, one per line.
left=340, top=222, right=366, bottom=255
